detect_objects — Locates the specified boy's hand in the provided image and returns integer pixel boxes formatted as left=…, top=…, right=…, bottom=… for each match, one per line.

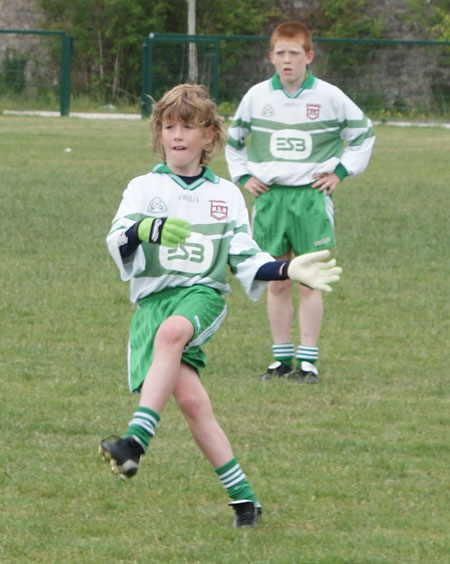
left=243, top=177, right=269, bottom=197
left=287, top=250, right=342, bottom=292
left=138, top=217, right=190, bottom=247
left=312, top=172, right=340, bottom=195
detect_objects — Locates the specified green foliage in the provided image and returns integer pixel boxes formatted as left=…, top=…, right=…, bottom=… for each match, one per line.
left=403, top=1, right=450, bottom=112
left=36, top=0, right=282, bottom=102
left=300, top=0, right=383, bottom=90
left=37, top=0, right=156, bottom=100
left=1, top=116, right=450, bottom=563
left=217, top=100, right=238, bottom=119
left=195, top=0, right=282, bottom=35
left=405, top=0, right=450, bottom=40
left=432, top=7, right=450, bottom=41
left=304, top=0, right=382, bottom=39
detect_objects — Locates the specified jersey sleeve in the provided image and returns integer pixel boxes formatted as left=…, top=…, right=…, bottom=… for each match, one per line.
left=225, top=90, right=253, bottom=184
left=227, top=190, right=274, bottom=301
left=336, top=91, right=376, bottom=177
left=106, top=179, right=147, bottom=281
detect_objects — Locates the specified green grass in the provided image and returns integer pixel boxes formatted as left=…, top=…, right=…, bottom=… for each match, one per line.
left=0, top=94, right=141, bottom=115
left=0, top=116, right=449, bottom=563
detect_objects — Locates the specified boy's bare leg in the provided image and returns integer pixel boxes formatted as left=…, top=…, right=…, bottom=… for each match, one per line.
left=139, top=315, right=194, bottom=414
left=174, top=362, right=260, bottom=521
left=265, top=252, right=323, bottom=381
left=267, top=278, right=293, bottom=342
left=173, top=363, right=233, bottom=468
left=298, top=285, right=323, bottom=346
left=102, top=316, right=260, bottom=521
left=266, top=250, right=293, bottom=343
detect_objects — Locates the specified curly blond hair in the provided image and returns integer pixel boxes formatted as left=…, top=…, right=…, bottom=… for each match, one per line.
left=150, top=84, right=226, bottom=166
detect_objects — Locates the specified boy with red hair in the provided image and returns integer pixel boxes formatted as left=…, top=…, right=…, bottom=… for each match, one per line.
left=226, top=21, right=374, bottom=383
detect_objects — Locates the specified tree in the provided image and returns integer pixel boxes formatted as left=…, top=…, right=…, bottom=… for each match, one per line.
left=187, top=0, right=198, bottom=83
left=38, top=0, right=409, bottom=103
left=37, top=0, right=186, bottom=99
left=405, top=0, right=450, bottom=41
left=36, top=0, right=282, bottom=101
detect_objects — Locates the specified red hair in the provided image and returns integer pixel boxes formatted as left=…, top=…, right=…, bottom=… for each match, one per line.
left=270, top=21, right=313, bottom=52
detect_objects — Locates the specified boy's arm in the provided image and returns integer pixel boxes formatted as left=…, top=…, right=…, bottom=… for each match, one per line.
left=225, top=94, right=253, bottom=184
left=119, top=217, right=190, bottom=258
left=313, top=94, right=374, bottom=194
left=255, top=250, right=342, bottom=292
left=338, top=95, right=375, bottom=177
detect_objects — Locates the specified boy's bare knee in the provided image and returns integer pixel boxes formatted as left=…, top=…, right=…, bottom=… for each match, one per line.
left=298, top=284, right=320, bottom=300
left=154, top=316, right=193, bottom=348
left=269, top=279, right=291, bottom=297
left=176, top=391, right=209, bottom=419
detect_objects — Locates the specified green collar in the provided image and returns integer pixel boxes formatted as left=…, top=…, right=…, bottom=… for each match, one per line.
left=270, top=71, right=315, bottom=98
left=152, top=162, right=219, bottom=190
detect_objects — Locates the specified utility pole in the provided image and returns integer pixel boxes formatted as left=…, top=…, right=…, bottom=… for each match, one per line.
left=186, top=0, right=198, bottom=83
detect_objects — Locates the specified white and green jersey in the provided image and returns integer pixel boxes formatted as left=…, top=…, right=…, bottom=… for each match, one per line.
left=106, top=163, right=274, bottom=304
left=226, top=72, right=375, bottom=186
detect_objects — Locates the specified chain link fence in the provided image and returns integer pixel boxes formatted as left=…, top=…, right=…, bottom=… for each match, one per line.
left=142, top=33, right=450, bottom=118
left=0, top=30, right=72, bottom=115
left=1, top=30, right=448, bottom=119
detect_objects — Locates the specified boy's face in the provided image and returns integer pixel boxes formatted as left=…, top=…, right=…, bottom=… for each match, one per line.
left=269, top=38, right=314, bottom=93
left=161, top=118, right=213, bottom=176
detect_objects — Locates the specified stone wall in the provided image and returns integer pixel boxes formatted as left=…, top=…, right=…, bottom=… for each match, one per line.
left=0, top=0, right=43, bottom=30
left=0, top=0, right=54, bottom=97
left=282, top=0, right=418, bottom=39
left=276, top=0, right=448, bottom=111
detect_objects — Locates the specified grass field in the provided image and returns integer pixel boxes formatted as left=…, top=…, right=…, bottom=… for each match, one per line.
left=0, top=115, right=449, bottom=564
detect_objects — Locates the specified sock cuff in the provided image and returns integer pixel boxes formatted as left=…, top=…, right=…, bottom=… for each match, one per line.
left=135, top=406, right=161, bottom=423
left=125, top=407, right=160, bottom=445
left=272, top=342, right=294, bottom=360
left=215, top=459, right=246, bottom=490
left=214, top=457, right=238, bottom=476
left=296, top=345, right=318, bottom=363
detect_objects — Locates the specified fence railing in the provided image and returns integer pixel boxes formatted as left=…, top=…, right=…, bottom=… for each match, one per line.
left=0, top=30, right=73, bottom=116
left=141, top=33, right=450, bottom=118
left=1, top=30, right=448, bottom=119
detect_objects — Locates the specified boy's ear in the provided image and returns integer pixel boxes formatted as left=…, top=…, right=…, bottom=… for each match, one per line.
left=306, top=50, right=315, bottom=64
left=203, top=125, right=215, bottom=145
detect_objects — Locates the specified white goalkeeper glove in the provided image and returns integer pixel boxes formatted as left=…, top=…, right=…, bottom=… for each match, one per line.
left=287, top=249, right=342, bottom=292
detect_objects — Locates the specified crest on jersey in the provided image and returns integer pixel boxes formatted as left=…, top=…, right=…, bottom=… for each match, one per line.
left=210, top=200, right=228, bottom=220
left=148, top=197, right=168, bottom=214
left=262, top=104, right=275, bottom=117
left=306, top=103, right=321, bottom=120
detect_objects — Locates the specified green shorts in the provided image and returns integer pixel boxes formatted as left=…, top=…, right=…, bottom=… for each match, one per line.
left=127, top=285, right=227, bottom=392
left=252, top=184, right=335, bottom=257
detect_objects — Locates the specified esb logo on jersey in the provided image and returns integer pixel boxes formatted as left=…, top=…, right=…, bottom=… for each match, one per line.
left=270, top=129, right=313, bottom=160
left=159, top=233, right=214, bottom=274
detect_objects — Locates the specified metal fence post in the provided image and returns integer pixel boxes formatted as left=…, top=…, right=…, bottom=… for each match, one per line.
left=212, top=38, right=220, bottom=103
left=141, top=34, right=153, bottom=117
left=60, top=34, right=73, bottom=116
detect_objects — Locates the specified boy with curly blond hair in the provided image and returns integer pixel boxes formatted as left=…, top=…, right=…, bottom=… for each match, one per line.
left=100, top=84, right=341, bottom=527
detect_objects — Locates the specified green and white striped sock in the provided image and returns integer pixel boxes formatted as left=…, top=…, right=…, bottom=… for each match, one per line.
left=296, top=345, right=318, bottom=365
left=124, top=406, right=160, bottom=451
left=215, top=458, right=257, bottom=505
left=272, top=342, right=294, bottom=366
